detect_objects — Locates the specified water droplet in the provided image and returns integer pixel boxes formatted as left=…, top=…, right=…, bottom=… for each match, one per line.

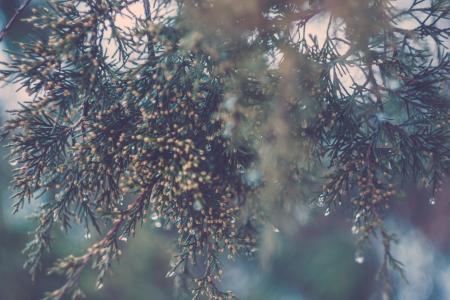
left=155, top=221, right=162, bottom=228
left=351, top=225, right=359, bottom=235
left=429, top=197, right=436, bottom=205
left=300, top=104, right=307, bottom=110
left=205, top=144, right=212, bottom=152
left=165, top=271, right=175, bottom=278
left=84, top=232, right=91, bottom=239
left=151, top=212, right=159, bottom=220
left=272, top=226, right=280, bottom=233
left=301, top=119, right=308, bottom=129
left=193, top=200, right=203, bottom=211
left=355, top=253, right=365, bottom=264
left=324, top=208, right=330, bottom=216
left=317, top=194, right=325, bottom=207
left=82, top=196, right=88, bottom=202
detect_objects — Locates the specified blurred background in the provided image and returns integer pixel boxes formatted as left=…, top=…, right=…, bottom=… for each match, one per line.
left=0, top=1, right=449, bottom=299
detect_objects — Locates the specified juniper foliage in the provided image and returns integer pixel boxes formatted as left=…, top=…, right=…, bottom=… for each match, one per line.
left=0, top=0, right=449, bottom=299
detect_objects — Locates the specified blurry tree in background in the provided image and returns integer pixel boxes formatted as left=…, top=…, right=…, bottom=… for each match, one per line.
left=0, top=0, right=449, bottom=299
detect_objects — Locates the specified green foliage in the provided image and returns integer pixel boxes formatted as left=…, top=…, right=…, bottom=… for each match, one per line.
left=1, top=0, right=449, bottom=299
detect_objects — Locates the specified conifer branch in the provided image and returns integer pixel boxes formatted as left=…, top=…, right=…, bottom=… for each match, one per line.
left=0, top=0, right=448, bottom=299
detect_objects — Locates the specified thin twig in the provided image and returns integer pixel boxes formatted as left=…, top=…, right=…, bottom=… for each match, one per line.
left=0, top=0, right=33, bottom=43
left=143, top=0, right=156, bottom=61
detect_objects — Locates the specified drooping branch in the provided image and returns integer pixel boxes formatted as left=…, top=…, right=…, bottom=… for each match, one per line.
left=0, top=0, right=33, bottom=42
